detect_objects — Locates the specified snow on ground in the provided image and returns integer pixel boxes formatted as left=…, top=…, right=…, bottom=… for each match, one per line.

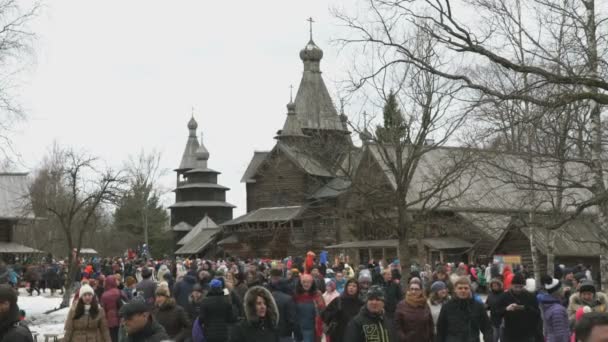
left=17, top=289, right=69, bottom=337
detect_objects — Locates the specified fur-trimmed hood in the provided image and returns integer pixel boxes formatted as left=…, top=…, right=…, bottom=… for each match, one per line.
left=243, top=286, right=279, bottom=327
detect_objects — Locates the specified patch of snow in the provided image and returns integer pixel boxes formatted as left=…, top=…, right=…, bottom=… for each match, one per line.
left=17, top=289, right=69, bottom=337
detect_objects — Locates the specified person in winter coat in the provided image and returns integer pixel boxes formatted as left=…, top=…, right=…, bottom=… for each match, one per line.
left=63, top=284, right=112, bottom=342
left=322, top=278, right=363, bottom=342
left=502, top=265, right=514, bottom=291
left=436, top=277, right=492, bottom=342
left=268, top=269, right=301, bottom=342
left=101, top=275, right=126, bottom=342
left=151, top=287, right=190, bottom=342
left=343, top=285, right=397, bottom=342
left=293, top=274, right=326, bottom=342
left=567, top=280, right=608, bottom=323
left=0, top=285, right=33, bottom=342
left=495, top=273, right=541, bottom=342
left=122, top=276, right=136, bottom=301
left=428, top=281, right=450, bottom=335
left=228, top=286, right=280, bottom=342
left=380, top=268, right=403, bottom=319
left=485, top=278, right=503, bottom=342
left=185, top=284, right=204, bottom=322
left=24, top=265, right=41, bottom=296
left=537, top=276, right=569, bottom=342
left=198, top=279, right=237, bottom=342
left=118, top=299, right=169, bottom=342
left=173, top=270, right=198, bottom=310
left=395, top=281, right=434, bottom=342
left=357, top=274, right=372, bottom=303
left=323, top=280, right=340, bottom=306
left=156, top=265, right=170, bottom=285
left=135, top=268, right=156, bottom=305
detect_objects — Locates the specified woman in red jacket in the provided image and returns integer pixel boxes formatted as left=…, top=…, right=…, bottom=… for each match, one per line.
left=100, top=275, right=125, bottom=342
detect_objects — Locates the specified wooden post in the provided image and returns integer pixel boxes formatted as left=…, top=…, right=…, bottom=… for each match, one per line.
left=368, top=248, right=372, bottom=263
left=440, top=251, right=445, bottom=264
left=382, top=248, right=386, bottom=262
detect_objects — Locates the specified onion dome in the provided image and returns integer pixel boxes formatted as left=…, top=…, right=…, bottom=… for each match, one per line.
left=299, top=40, right=323, bottom=62
left=187, top=117, right=198, bottom=137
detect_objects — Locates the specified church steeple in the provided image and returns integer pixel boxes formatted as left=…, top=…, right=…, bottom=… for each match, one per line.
left=293, top=19, right=349, bottom=133
left=177, top=116, right=201, bottom=171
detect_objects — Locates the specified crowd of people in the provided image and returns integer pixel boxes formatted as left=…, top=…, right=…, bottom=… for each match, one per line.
left=0, top=253, right=607, bottom=341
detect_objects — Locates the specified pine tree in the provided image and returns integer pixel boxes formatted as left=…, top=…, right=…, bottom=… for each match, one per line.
left=375, top=90, right=408, bottom=143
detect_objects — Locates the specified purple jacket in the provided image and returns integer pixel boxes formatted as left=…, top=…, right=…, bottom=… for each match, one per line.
left=538, top=293, right=569, bottom=342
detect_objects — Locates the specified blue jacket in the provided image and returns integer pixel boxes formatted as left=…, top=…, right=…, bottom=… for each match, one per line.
left=173, top=275, right=197, bottom=309
left=537, top=293, right=569, bottom=342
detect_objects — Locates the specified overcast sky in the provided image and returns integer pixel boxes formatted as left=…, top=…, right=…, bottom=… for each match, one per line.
left=11, top=0, right=363, bottom=216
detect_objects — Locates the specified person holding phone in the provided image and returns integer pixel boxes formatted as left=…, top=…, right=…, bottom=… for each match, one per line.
left=496, top=274, right=541, bottom=342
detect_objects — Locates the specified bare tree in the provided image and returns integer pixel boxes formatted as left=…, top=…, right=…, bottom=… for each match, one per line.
left=336, top=0, right=608, bottom=287
left=0, top=0, right=39, bottom=163
left=30, top=144, right=124, bottom=307
left=335, top=27, right=475, bottom=268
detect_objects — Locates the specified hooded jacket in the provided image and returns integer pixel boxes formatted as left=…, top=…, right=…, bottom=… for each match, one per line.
left=151, top=297, right=190, bottom=342
left=173, top=274, right=197, bottom=309
left=100, top=275, right=125, bottom=328
left=321, top=283, right=364, bottom=342
left=198, top=287, right=237, bottom=342
left=537, top=293, right=569, bottom=342
left=567, top=291, right=608, bottom=322
left=484, top=278, right=503, bottom=327
left=229, top=286, right=280, bottom=342
left=0, top=304, right=32, bottom=342
left=268, top=280, right=301, bottom=339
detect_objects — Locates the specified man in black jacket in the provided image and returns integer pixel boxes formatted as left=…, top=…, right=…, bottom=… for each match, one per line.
left=496, top=274, right=541, bottom=342
left=380, top=268, right=402, bottom=319
left=437, top=277, right=492, bottom=342
left=119, top=299, right=170, bottom=342
left=344, top=285, right=397, bottom=342
left=0, top=285, right=32, bottom=342
left=268, top=269, right=301, bottom=342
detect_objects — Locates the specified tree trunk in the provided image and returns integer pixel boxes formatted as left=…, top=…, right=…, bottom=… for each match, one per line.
left=61, top=256, right=78, bottom=308
left=528, top=222, right=541, bottom=287
left=546, top=228, right=556, bottom=277
left=397, top=202, right=410, bottom=273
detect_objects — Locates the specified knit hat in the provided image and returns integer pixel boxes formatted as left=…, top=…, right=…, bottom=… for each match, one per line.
left=155, top=286, right=170, bottom=297
left=430, top=281, right=447, bottom=293
left=366, top=285, right=385, bottom=302
left=525, top=278, right=536, bottom=293
left=210, top=279, right=223, bottom=289
left=119, top=299, right=149, bottom=318
left=574, top=272, right=587, bottom=282
left=579, top=280, right=596, bottom=294
left=0, top=284, right=17, bottom=304
left=358, top=274, right=372, bottom=283
left=541, top=275, right=561, bottom=294
left=512, top=274, right=526, bottom=286
left=79, top=284, right=95, bottom=297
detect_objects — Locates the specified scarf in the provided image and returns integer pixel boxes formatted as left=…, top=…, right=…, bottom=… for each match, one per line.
left=406, top=292, right=427, bottom=307
left=84, top=304, right=91, bottom=315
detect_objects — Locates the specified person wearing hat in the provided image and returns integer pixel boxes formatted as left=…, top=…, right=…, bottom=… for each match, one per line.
left=344, top=285, right=397, bottom=342
left=185, top=284, right=205, bottom=322
left=537, top=275, right=569, bottom=342
left=63, top=284, right=112, bottom=342
left=151, top=287, right=190, bottom=342
left=567, top=279, right=608, bottom=323
left=118, top=298, right=169, bottom=342
left=197, top=278, right=237, bottom=342
left=0, top=284, right=33, bottom=342
left=428, top=281, right=450, bottom=335
left=436, top=276, right=492, bottom=342
left=267, top=268, right=300, bottom=342
left=496, top=273, right=541, bottom=342
left=357, top=273, right=372, bottom=303
left=485, top=278, right=503, bottom=342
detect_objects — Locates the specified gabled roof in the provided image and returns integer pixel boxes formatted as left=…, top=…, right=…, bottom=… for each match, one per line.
left=172, top=221, right=193, bottom=232
left=276, top=143, right=331, bottom=177
left=175, top=227, right=220, bottom=255
left=222, top=206, right=304, bottom=226
left=364, top=144, right=597, bottom=214
left=177, top=215, right=219, bottom=245
left=241, top=151, right=270, bottom=183
left=80, top=248, right=98, bottom=255
left=0, top=173, right=34, bottom=220
left=422, top=237, right=473, bottom=250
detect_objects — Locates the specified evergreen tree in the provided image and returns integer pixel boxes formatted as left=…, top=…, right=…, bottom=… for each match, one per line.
left=375, top=90, right=408, bottom=143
